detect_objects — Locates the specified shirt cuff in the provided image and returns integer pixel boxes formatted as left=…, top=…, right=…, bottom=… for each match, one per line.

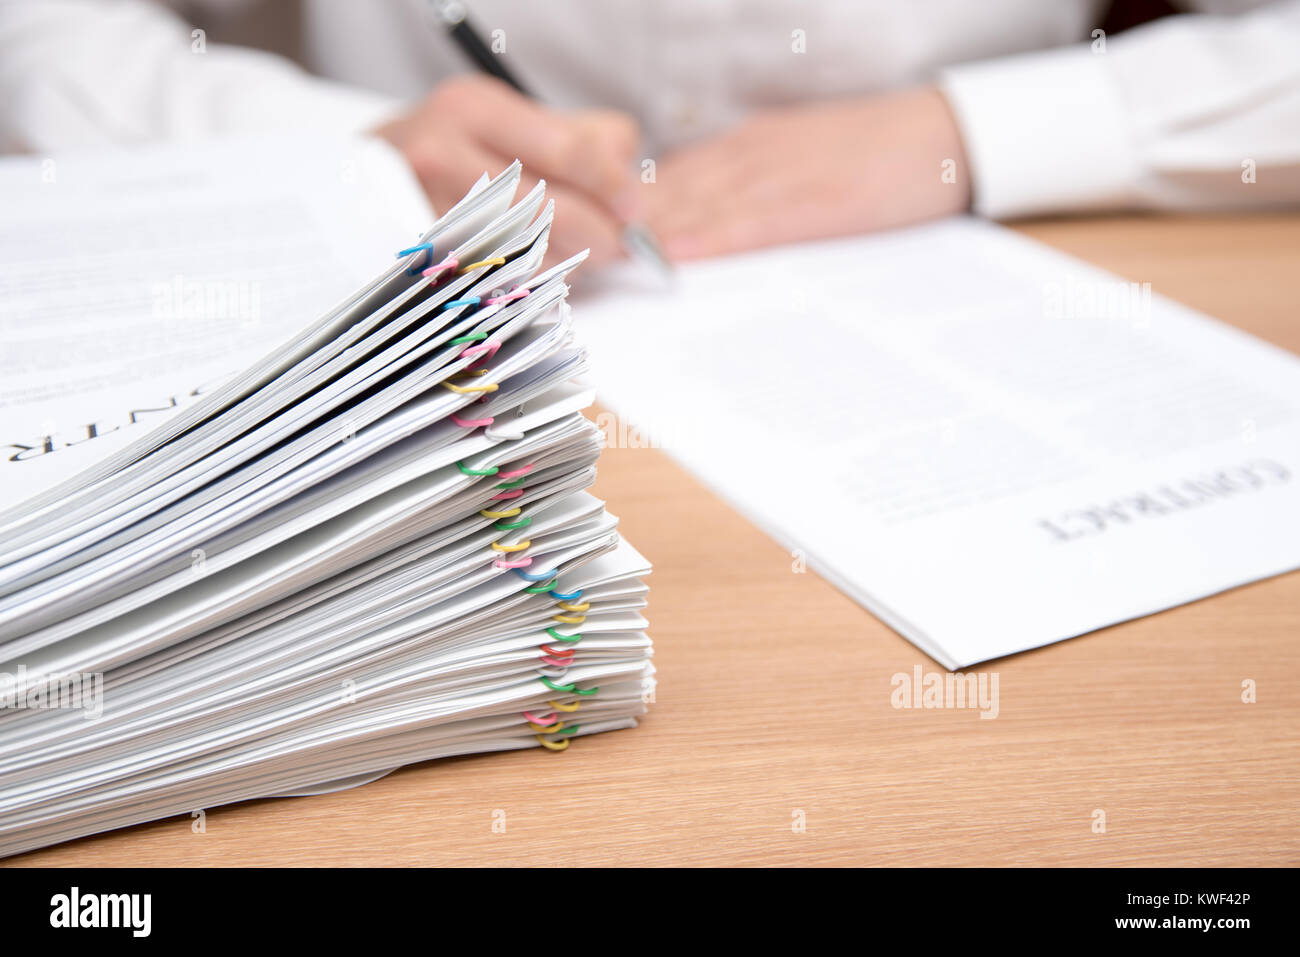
left=938, top=45, right=1143, bottom=220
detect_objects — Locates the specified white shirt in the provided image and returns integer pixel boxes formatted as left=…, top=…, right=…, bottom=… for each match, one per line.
left=1, top=0, right=1297, bottom=218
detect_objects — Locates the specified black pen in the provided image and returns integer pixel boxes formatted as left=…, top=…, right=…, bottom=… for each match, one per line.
left=427, top=0, right=673, bottom=277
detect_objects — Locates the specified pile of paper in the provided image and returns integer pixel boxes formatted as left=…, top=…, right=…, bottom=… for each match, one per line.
left=0, top=163, right=653, bottom=858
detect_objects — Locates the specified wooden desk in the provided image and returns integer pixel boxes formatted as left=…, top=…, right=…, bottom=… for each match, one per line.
left=11, top=214, right=1299, bottom=867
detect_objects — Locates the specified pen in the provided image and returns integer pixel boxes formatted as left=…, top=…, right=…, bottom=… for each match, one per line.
left=427, top=0, right=674, bottom=278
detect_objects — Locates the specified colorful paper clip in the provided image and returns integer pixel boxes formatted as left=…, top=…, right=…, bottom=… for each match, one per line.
left=440, top=378, right=498, bottom=394
left=484, top=423, right=525, bottom=442
left=495, top=462, right=534, bottom=481
left=421, top=256, right=458, bottom=280
left=458, top=256, right=506, bottom=274
left=459, top=340, right=501, bottom=363
left=516, top=566, right=558, bottom=582
left=539, top=677, right=598, bottom=696
left=484, top=287, right=530, bottom=306
left=396, top=241, right=435, bottom=274
left=451, top=413, right=494, bottom=429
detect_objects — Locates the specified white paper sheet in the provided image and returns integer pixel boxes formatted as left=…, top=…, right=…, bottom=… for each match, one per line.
left=0, top=134, right=434, bottom=505
left=575, top=217, right=1300, bottom=668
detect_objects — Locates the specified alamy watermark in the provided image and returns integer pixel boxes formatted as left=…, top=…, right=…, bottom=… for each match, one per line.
left=591, top=410, right=710, bottom=451
left=1043, top=277, right=1151, bottom=324
left=890, top=665, right=999, bottom=719
left=0, top=666, right=103, bottom=720
left=152, top=273, right=262, bottom=329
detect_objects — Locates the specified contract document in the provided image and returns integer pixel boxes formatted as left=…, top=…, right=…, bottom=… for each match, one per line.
left=575, top=218, right=1300, bottom=668
left=0, top=135, right=431, bottom=502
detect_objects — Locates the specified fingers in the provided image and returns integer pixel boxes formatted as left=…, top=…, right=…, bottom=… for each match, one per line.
left=540, top=181, right=626, bottom=269
left=649, top=156, right=836, bottom=259
left=566, top=111, right=644, bottom=214
left=375, top=77, right=634, bottom=272
left=500, top=169, right=624, bottom=270
left=428, top=75, right=641, bottom=210
left=645, top=144, right=754, bottom=258
left=393, top=119, right=507, bottom=217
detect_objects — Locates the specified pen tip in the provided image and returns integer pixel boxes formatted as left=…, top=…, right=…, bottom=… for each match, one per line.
left=621, top=223, right=675, bottom=282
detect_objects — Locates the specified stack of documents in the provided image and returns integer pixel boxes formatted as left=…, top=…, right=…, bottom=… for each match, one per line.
left=0, top=161, right=653, bottom=858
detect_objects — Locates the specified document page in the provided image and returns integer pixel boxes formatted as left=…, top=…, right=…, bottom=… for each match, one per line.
left=574, top=218, right=1300, bottom=667
left=0, top=135, right=433, bottom=505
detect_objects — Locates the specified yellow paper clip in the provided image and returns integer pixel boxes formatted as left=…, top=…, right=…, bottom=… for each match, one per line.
left=459, top=256, right=506, bottom=274
left=440, top=379, right=498, bottom=394
left=491, top=539, right=531, bottom=553
left=556, top=600, right=590, bottom=613
left=536, top=734, right=569, bottom=751
left=551, top=614, right=586, bottom=625
left=549, top=699, right=581, bottom=713
left=480, top=507, right=521, bottom=519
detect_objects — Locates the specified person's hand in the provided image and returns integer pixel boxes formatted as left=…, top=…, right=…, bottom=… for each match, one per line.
left=644, top=86, right=972, bottom=260
left=374, top=74, right=643, bottom=267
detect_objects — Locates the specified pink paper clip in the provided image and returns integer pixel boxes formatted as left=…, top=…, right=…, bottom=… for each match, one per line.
left=451, top=413, right=494, bottom=428
left=522, top=710, right=558, bottom=726
left=493, top=556, right=532, bottom=569
left=490, top=488, right=524, bottom=501
left=421, top=256, right=459, bottom=280
left=495, top=462, right=534, bottom=480
left=459, top=340, right=501, bottom=363
left=540, top=655, right=572, bottom=668
left=484, top=287, right=531, bottom=306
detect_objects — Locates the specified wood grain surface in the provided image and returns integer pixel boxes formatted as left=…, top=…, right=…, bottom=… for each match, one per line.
left=8, top=213, right=1299, bottom=867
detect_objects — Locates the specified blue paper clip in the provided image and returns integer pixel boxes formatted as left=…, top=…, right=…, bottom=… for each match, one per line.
left=515, top=566, right=559, bottom=582
left=396, top=241, right=435, bottom=274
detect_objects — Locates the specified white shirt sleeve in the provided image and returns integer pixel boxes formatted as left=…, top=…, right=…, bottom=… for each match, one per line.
left=0, top=0, right=405, bottom=152
left=937, top=0, right=1300, bottom=218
